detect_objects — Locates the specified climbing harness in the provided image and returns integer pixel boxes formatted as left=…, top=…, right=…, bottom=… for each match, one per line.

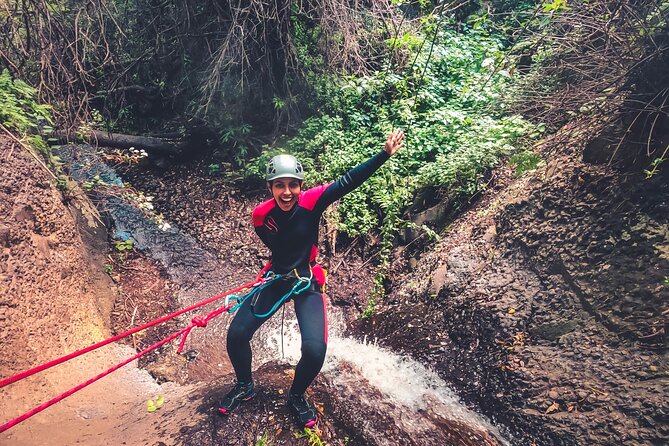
left=249, top=268, right=314, bottom=319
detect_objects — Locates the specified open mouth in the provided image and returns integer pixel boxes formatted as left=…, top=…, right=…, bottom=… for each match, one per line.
left=277, top=196, right=295, bottom=209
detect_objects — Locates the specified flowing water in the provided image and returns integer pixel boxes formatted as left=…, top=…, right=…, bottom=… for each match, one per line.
left=58, top=144, right=512, bottom=445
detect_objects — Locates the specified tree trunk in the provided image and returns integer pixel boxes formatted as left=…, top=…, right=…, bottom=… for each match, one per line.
left=87, top=130, right=185, bottom=156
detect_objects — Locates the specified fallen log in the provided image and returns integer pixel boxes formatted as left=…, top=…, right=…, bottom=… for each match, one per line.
left=87, top=130, right=185, bottom=156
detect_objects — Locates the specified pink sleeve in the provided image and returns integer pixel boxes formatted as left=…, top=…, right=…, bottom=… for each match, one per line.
left=252, top=199, right=275, bottom=227
left=299, top=184, right=331, bottom=211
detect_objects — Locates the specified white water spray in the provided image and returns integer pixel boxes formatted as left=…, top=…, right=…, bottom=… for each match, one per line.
left=255, top=305, right=511, bottom=445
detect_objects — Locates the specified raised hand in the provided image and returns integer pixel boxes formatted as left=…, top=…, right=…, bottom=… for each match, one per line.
left=384, top=129, right=405, bottom=156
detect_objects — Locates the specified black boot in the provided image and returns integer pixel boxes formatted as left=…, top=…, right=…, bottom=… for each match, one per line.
left=217, top=380, right=255, bottom=415
left=288, top=393, right=318, bottom=427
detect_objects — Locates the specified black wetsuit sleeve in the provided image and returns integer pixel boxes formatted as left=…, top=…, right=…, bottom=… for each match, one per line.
left=255, top=227, right=271, bottom=249
left=314, top=150, right=390, bottom=213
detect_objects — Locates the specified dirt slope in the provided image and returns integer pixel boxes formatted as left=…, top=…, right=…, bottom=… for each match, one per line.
left=0, top=137, right=111, bottom=372
left=0, top=136, right=170, bottom=445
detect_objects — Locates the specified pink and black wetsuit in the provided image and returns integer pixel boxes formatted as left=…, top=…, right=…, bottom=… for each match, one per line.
left=226, top=149, right=390, bottom=395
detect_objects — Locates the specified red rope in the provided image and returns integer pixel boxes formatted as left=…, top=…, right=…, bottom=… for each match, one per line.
left=0, top=326, right=190, bottom=433
left=0, top=279, right=259, bottom=389
left=0, top=291, right=247, bottom=433
left=177, top=306, right=234, bottom=353
left=0, top=267, right=274, bottom=433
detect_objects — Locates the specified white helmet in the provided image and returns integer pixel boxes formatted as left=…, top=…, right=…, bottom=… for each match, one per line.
left=266, top=154, right=304, bottom=181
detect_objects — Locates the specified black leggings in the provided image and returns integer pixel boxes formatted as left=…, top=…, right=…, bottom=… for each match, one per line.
left=226, top=279, right=328, bottom=395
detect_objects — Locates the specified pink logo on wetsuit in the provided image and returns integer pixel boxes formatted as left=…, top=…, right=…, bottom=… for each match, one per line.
left=264, top=216, right=279, bottom=233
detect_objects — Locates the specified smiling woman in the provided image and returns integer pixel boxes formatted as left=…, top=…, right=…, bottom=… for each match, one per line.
left=219, top=129, right=404, bottom=427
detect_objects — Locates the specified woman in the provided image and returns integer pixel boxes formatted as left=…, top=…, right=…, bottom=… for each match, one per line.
left=219, top=129, right=405, bottom=427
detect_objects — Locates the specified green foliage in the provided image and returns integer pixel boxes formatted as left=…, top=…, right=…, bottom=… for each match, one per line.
left=248, top=19, right=540, bottom=307
left=294, top=428, right=324, bottom=446
left=0, top=69, right=52, bottom=133
left=510, top=150, right=544, bottom=176
left=114, top=239, right=135, bottom=252
left=146, top=394, right=164, bottom=413
left=542, top=0, right=571, bottom=13
left=644, top=145, right=668, bottom=179
left=56, top=174, right=69, bottom=192
left=254, top=432, right=272, bottom=446
left=272, top=96, right=286, bottom=110
left=83, top=174, right=107, bottom=192
left=220, top=124, right=252, bottom=146
left=208, top=163, right=222, bottom=175
left=251, top=22, right=536, bottom=231
left=0, top=69, right=66, bottom=179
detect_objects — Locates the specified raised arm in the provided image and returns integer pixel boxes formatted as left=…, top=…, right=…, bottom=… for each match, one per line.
left=310, top=129, right=404, bottom=212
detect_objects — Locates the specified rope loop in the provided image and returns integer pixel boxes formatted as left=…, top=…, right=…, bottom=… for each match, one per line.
left=191, top=316, right=207, bottom=327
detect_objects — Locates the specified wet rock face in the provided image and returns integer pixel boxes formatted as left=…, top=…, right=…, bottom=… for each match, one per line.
left=497, top=167, right=668, bottom=345
left=490, top=166, right=669, bottom=445
left=370, top=157, right=669, bottom=445
left=370, top=260, right=566, bottom=446
left=175, top=363, right=367, bottom=446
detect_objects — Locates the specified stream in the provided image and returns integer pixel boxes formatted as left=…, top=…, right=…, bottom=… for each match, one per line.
left=57, top=144, right=513, bottom=445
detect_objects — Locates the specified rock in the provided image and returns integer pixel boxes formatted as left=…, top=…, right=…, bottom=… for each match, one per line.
left=596, top=393, right=610, bottom=403
left=0, top=226, right=10, bottom=247
left=429, top=263, right=448, bottom=296
left=530, top=320, right=579, bottom=341
left=482, top=225, right=497, bottom=244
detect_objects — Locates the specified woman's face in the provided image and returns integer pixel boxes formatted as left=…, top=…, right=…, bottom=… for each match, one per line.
left=268, top=177, right=302, bottom=211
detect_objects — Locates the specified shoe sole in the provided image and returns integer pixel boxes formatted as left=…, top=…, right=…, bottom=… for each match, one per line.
left=304, top=416, right=318, bottom=428
left=217, top=391, right=256, bottom=415
left=289, top=404, right=318, bottom=427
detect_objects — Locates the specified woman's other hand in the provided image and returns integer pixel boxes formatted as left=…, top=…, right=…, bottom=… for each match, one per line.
left=384, top=129, right=405, bottom=156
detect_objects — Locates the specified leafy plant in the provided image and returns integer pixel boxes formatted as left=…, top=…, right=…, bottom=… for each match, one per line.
left=56, top=174, right=69, bottom=192
left=220, top=123, right=252, bottom=145
left=0, top=69, right=68, bottom=180
left=361, top=291, right=378, bottom=318
left=83, top=174, right=108, bottom=192
left=254, top=432, right=272, bottom=446
left=644, top=144, right=668, bottom=179
left=294, top=428, right=324, bottom=446
left=208, top=163, right=222, bottom=175
left=510, top=150, right=544, bottom=176
left=249, top=19, right=540, bottom=308
left=146, top=394, right=164, bottom=413
left=115, top=239, right=135, bottom=252
left=542, top=0, right=571, bottom=14
left=0, top=69, right=52, bottom=134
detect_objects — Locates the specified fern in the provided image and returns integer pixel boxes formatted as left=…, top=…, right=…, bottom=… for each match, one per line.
left=0, top=69, right=52, bottom=134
